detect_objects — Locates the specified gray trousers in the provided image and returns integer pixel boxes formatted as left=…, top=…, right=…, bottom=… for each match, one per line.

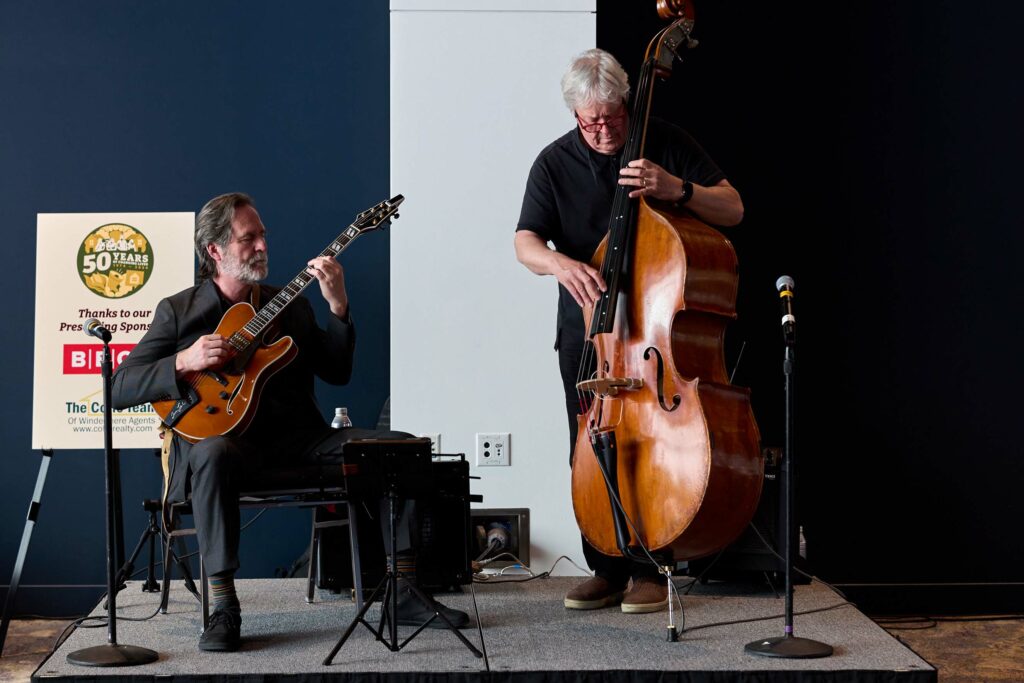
left=187, top=426, right=416, bottom=577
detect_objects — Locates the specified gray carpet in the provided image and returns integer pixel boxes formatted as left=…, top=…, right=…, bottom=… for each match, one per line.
left=35, top=577, right=935, bottom=680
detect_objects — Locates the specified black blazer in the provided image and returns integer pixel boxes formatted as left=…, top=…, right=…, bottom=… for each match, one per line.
left=112, top=278, right=356, bottom=502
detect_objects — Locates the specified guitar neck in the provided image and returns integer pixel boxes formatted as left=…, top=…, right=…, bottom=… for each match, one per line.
left=242, top=223, right=363, bottom=339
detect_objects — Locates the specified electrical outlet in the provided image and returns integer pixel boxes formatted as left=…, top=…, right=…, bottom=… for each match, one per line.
left=476, top=432, right=510, bottom=467
left=420, top=433, right=441, bottom=455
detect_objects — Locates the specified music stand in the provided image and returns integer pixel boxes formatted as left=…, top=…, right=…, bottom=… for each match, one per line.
left=322, top=439, right=482, bottom=664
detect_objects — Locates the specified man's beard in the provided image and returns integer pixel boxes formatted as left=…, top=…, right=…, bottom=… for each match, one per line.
left=220, top=252, right=268, bottom=283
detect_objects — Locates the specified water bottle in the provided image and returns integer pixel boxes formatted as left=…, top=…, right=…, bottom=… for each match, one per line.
left=331, top=407, right=353, bottom=429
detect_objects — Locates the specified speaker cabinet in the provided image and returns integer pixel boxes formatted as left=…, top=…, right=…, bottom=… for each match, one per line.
left=314, top=454, right=473, bottom=595
left=687, top=447, right=807, bottom=584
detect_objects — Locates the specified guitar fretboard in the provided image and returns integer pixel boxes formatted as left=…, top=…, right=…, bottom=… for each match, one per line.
left=228, top=224, right=362, bottom=350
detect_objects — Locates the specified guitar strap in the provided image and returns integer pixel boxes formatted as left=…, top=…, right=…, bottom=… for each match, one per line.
left=158, top=424, right=173, bottom=530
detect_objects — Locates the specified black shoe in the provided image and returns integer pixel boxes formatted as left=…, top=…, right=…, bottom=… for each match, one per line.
left=391, top=585, right=470, bottom=629
left=199, top=608, right=241, bottom=652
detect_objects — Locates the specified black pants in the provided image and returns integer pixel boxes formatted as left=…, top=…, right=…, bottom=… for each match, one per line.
left=558, top=332, right=658, bottom=584
left=187, top=426, right=416, bottom=577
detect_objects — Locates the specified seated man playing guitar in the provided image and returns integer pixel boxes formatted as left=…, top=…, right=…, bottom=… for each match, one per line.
left=112, top=192, right=467, bottom=652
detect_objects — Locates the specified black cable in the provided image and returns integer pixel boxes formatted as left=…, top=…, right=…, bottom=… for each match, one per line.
left=877, top=619, right=938, bottom=630
left=682, top=600, right=855, bottom=635
left=747, top=521, right=850, bottom=602
left=473, top=572, right=552, bottom=585
left=473, top=555, right=580, bottom=583
left=933, top=614, right=1024, bottom=621
left=874, top=614, right=1024, bottom=627
left=9, top=497, right=271, bottom=664
left=240, top=508, right=267, bottom=532
left=40, top=597, right=162, bottom=664
left=682, top=548, right=726, bottom=595
left=474, top=537, right=503, bottom=563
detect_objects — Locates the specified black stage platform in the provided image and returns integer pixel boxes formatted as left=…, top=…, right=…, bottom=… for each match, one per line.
left=34, top=577, right=935, bottom=682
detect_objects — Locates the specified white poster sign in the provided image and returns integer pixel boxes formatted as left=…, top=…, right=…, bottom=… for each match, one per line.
left=32, top=213, right=195, bottom=450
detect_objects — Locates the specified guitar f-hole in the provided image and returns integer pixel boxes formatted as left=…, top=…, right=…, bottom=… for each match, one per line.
left=225, top=375, right=245, bottom=416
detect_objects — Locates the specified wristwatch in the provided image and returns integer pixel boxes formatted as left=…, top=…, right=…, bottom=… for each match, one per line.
left=677, top=180, right=694, bottom=206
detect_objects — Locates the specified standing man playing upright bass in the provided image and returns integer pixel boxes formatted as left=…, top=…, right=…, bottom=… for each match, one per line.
left=514, top=49, right=744, bottom=614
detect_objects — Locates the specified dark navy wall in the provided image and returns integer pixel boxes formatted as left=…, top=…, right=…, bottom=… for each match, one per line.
left=1, top=1, right=390, bottom=614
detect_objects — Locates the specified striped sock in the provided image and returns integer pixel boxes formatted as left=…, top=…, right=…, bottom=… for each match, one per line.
left=209, top=572, right=240, bottom=613
left=394, top=554, right=417, bottom=582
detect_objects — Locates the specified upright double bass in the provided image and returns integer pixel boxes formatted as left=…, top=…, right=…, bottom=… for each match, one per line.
left=571, top=2, right=764, bottom=565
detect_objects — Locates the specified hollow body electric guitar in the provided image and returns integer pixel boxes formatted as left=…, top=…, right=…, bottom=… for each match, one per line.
left=152, top=195, right=404, bottom=443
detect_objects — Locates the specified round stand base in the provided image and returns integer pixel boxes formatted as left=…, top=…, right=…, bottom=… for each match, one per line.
left=67, top=644, right=159, bottom=667
left=745, top=635, right=833, bottom=659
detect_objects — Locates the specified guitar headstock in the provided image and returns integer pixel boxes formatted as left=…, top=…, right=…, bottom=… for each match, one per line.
left=353, top=194, right=405, bottom=233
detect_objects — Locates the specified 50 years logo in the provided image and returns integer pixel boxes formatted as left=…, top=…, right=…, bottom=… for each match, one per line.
left=77, top=223, right=154, bottom=298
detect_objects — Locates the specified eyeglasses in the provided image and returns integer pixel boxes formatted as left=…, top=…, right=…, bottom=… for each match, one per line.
left=574, top=110, right=627, bottom=133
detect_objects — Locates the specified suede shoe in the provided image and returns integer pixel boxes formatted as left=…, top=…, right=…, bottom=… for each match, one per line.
left=198, top=608, right=241, bottom=652
left=621, top=575, right=668, bottom=614
left=563, top=576, right=626, bottom=610
left=391, top=585, right=470, bottom=629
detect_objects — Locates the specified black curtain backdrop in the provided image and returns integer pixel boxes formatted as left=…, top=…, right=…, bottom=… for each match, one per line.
left=598, top=1, right=1023, bottom=612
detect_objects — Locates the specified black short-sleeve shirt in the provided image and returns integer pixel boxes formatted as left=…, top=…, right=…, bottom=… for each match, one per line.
left=516, top=117, right=726, bottom=345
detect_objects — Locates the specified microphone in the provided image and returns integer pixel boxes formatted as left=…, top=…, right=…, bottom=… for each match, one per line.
left=84, top=318, right=112, bottom=343
left=775, top=276, right=795, bottom=344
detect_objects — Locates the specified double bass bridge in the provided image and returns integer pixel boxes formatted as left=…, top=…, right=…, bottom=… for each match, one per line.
left=576, top=376, right=644, bottom=397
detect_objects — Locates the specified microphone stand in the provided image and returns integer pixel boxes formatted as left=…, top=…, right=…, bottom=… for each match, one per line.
left=67, top=329, right=158, bottom=667
left=745, top=282, right=832, bottom=659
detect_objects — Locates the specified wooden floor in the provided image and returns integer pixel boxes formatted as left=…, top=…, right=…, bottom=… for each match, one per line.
left=2, top=614, right=1021, bottom=682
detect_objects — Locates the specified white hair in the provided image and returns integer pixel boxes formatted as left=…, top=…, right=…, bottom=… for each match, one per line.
left=560, top=48, right=631, bottom=111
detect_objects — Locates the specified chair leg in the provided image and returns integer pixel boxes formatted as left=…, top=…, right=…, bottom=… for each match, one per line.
left=201, top=557, right=209, bottom=631
left=160, top=532, right=174, bottom=614
left=306, top=509, right=319, bottom=604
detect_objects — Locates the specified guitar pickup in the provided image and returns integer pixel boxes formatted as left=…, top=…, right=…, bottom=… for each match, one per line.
left=163, top=385, right=200, bottom=428
left=205, top=371, right=228, bottom=386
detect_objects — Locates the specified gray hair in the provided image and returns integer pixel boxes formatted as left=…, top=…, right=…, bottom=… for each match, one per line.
left=195, top=192, right=253, bottom=280
left=560, top=48, right=631, bottom=111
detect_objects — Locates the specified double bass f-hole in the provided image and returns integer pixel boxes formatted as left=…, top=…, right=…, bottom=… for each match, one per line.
left=643, top=346, right=681, bottom=412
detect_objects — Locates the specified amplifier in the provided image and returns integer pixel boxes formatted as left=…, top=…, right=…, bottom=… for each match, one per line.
left=315, top=454, right=475, bottom=595
left=686, top=447, right=807, bottom=584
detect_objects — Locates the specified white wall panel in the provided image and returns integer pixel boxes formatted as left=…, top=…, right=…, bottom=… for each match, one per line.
left=390, top=4, right=594, bottom=574
left=392, top=1, right=592, bottom=11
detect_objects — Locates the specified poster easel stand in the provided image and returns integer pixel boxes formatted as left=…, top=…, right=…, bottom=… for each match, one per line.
left=0, top=449, right=54, bottom=656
